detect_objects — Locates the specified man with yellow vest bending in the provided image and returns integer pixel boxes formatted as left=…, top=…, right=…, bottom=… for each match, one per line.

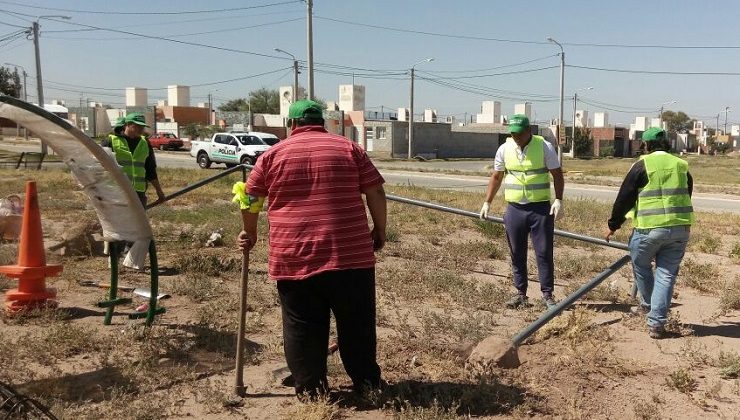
left=605, top=127, right=693, bottom=339
left=479, top=114, right=565, bottom=310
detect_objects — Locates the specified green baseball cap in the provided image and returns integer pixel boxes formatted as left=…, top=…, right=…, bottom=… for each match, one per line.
left=124, top=112, right=149, bottom=127
left=509, top=114, right=530, bottom=134
left=288, top=99, right=323, bottom=120
left=113, top=116, right=125, bottom=128
left=642, top=127, right=665, bottom=142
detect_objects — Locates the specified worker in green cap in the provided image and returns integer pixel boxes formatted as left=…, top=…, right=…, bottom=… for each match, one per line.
left=479, top=114, right=565, bottom=310
left=237, top=99, right=386, bottom=399
left=605, top=127, right=694, bottom=339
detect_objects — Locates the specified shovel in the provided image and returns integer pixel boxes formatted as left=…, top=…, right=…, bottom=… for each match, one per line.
left=233, top=251, right=249, bottom=398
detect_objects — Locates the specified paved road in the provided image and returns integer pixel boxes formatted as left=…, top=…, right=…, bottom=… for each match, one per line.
left=2, top=141, right=738, bottom=213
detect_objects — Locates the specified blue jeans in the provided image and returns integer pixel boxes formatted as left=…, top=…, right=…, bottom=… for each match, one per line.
left=629, top=226, right=690, bottom=328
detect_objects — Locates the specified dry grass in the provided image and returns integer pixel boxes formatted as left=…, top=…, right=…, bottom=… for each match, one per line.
left=0, top=165, right=737, bottom=419
left=665, top=368, right=698, bottom=394
left=680, top=258, right=721, bottom=294
left=719, top=275, right=740, bottom=312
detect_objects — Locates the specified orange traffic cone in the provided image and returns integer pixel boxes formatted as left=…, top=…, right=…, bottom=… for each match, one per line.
left=0, top=181, right=61, bottom=313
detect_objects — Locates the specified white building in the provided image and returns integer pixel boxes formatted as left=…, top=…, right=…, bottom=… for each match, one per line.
left=594, top=112, right=609, bottom=128
left=575, top=110, right=589, bottom=128
left=125, top=87, right=147, bottom=107
left=338, top=84, right=365, bottom=112
left=167, top=85, right=190, bottom=107
left=475, top=100, right=501, bottom=124
left=514, top=103, right=532, bottom=118
left=424, top=109, right=437, bottom=122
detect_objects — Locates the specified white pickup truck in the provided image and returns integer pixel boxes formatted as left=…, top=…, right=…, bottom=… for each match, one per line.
left=189, top=132, right=278, bottom=169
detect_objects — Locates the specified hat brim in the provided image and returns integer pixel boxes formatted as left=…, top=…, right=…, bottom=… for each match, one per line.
left=509, top=125, right=527, bottom=134
left=127, top=120, right=149, bottom=127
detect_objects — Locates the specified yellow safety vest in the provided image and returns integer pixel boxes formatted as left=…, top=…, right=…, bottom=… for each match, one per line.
left=633, top=151, right=694, bottom=229
left=503, top=135, right=551, bottom=204
left=111, top=135, right=149, bottom=192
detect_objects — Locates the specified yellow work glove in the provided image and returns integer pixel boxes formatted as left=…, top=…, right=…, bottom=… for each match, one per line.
left=231, top=182, right=265, bottom=213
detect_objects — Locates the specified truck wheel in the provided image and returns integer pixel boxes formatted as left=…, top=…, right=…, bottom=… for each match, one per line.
left=197, top=152, right=212, bottom=169
left=240, top=155, right=255, bottom=166
left=159, top=144, right=166, bottom=151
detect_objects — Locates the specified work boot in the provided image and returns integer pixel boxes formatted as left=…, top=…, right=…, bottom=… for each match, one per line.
left=543, top=295, right=557, bottom=310
left=505, top=294, right=530, bottom=309
left=648, top=325, right=666, bottom=339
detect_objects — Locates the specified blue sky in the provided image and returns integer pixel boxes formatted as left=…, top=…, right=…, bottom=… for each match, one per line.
left=1, top=0, right=739, bottom=127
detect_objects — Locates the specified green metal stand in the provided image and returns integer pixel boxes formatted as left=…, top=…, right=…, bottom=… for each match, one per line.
left=98, top=240, right=165, bottom=326
left=99, top=242, right=131, bottom=325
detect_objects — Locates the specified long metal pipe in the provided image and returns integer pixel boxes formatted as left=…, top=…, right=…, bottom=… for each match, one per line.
left=511, top=254, right=631, bottom=346
left=386, top=194, right=629, bottom=251
left=146, top=164, right=250, bottom=210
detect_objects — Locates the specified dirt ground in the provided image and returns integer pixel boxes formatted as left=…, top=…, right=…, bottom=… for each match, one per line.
left=0, top=168, right=739, bottom=420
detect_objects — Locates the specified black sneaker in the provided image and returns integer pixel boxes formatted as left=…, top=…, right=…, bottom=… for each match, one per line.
left=506, top=294, right=530, bottom=309
left=543, top=296, right=557, bottom=310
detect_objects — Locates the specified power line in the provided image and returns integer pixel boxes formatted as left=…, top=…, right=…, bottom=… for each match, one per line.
left=418, top=65, right=559, bottom=80
left=0, top=19, right=27, bottom=28
left=0, top=0, right=301, bottom=15
left=315, top=15, right=549, bottom=45
left=417, top=71, right=560, bottom=99
left=317, top=15, right=740, bottom=50
left=568, top=64, right=740, bottom=76
left=43, top=17, right=305, bottom=41
left=429, top=55, right=557, bottom=73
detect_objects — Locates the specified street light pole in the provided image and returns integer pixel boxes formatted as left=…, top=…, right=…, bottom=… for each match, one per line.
left=658, top=100, right=676, bottom=129
left=31, top=15, right=71, bottom=155
left=408, top=58, right=434, bottom=160
left=724, top=106, right=731, bottom=134
left=274, top=48, right=299, bottom=102
left=547, top=37, right=565, bottom=164
left=306, top=0, right=314, bottom=100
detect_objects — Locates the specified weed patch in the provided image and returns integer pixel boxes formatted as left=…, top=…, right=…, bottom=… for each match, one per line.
left=680, top=258, right=720, bottom=294
left=665, top=368, right=697, bottom=393
left=719, top=275, right=740, bottom=312
left=716, top=351, right=740, bottom=379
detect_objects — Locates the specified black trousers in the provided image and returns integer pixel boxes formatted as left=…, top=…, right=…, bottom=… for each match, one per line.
left=277, top=267, right=381, bottom=396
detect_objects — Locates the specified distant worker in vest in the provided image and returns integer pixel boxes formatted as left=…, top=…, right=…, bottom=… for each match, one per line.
left=101, top=112, right=166, bottom=270
left=237, top=99, right=387, bottom=398
left=102, top=112, right=165, bottom=207
left=479, top=114, right=565, bottom=310
left=605, top=127, right=693, bottom=339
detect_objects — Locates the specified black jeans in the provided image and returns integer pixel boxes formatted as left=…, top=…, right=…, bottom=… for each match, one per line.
left=277, top=268, right=381, bottom=396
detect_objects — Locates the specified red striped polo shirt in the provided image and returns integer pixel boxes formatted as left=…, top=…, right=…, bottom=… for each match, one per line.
left=247, top=126, right=385, bottom=280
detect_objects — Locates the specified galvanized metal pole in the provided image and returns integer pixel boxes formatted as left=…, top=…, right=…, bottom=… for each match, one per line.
left=385, top=194, right=630, bottom=251
left=510, top=255, right=631, bottom=346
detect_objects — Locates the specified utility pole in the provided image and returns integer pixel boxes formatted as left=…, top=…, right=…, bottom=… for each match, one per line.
left=547, top=37, right=565, bottom=163
left=208, top=93, right=212, bottom=126
left=408, top=66, right=415, bottom=159
left=716, top=113, right=720, bottom=136
left=306, top=0, right=314, bottom=100
left=32, top=21, right=47, bottom=154
left=724, top=106, right=730, bottom=135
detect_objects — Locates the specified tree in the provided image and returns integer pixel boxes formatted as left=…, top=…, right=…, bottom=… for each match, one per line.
left=661, top=110, right=694, bottom=133
left=0, top=66, right=20, bottom=97
left=218, top=86, right=326, bottom=114
left=248, top=88, right=280, bottom=114
left=573, top=127, right=594, bottom=157
left=218, top=98, right=250, bottom=112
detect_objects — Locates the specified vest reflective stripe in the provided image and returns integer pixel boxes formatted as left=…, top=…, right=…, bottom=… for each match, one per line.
left=636, top=206, right=694, bottom=217
left=638, top=187, right=689, bottom=198
left=111, top=135, right=149, bottom=192
left=503, top=135, right=551, bottom=204
left=633, top=151, right=694, bottom=229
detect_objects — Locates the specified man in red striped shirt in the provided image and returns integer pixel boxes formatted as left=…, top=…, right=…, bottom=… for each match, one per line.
left=238, top=99, right=387, bottom=398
